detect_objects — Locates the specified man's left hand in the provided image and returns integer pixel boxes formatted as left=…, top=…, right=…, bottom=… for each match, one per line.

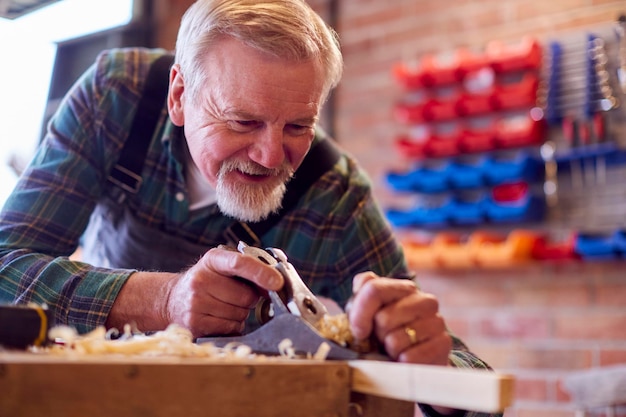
left=347, top=272, right=452, bottom=366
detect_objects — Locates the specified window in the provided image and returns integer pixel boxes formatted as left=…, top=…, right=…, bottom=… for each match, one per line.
left=0, top=0, right=133, bottom=205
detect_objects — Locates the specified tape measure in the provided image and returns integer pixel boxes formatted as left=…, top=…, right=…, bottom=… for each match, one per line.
left=0, top=304, right=51, bottom=349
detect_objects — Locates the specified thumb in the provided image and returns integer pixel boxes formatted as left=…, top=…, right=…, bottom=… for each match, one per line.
left=352, top=271, right=380, bottom=294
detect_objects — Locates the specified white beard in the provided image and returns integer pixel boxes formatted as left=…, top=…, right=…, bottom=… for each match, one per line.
left=215, top=159, right=293, bottom=223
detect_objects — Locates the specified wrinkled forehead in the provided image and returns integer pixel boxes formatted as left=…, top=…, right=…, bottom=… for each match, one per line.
left=195, top=36, right=328, bottom=106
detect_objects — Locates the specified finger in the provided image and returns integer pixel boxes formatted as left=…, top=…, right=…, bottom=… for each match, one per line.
left=171, top=286, right=252, bottom=337
left=200, top=247, right=284, bottom=291
left=348, top=278, right=417, bottom=340
left=373, top=291, right=440, bottom=334
left=191, top=291, right=252, bottom=322
left=185, top=265, right=261, bottom=310
left=398, top=331, right=452, bottom=366
left=187, top=312, right=247, bottom=338
left=382, top=314, right=447, bottom=359
left=167, top=287, right=250, bottom=338
left=345, top=272, right=379, bottom=316
left=352, top=271, right=379, bottom=293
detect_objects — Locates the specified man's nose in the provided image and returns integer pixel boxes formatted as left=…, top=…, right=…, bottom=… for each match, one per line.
left=248, top=127, right=286, bottom=169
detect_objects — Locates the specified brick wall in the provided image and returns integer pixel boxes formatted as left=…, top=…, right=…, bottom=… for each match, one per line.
left=323, top=1, right=626, bottom=416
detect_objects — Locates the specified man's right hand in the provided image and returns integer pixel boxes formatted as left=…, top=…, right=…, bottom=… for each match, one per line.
left=106, top=246, right=284, bottom=338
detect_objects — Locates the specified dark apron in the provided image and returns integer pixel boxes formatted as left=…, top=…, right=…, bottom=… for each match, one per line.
left=81, top=195, right=210, bottom=273
left=81, top=193, right=266, bottom=332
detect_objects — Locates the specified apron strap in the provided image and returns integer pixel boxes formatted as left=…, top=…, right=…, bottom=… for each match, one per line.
left=108, top=53, right=175, bottom=194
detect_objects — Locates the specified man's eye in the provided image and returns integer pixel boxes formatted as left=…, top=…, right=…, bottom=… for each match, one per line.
left=229, top=120, right=260, bottom=132
left=286, top=124, right=312, bottom=136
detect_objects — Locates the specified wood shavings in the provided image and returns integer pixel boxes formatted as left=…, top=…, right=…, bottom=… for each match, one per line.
left=315, top=313, right=354, bottom=347
left=34, top=323, right=341, bottom=361
left=38, top=324, right=256, bottom=359
left=222, top=342, right=254, bottom=358
left=313, top=342, right=331, bottom=360
left=278, top=338, right=296, bottom=358
left=275, top=339, right=331, bottom=360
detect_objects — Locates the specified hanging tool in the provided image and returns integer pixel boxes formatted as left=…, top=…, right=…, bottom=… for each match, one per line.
left=196, top=242, right=361, bottom=360
left=542, top=41, right=564, bottom=125
left=588, top=35, right=619, bottom=110
left=562, top=117, right=584, bottom=191
left=538, top=41, right=561, bottom=211
left=616, top=14, right=626, bottom=94
left=540, top=140, right=558, bottom=208
left=580, top=34, right=598, bottom=188
left=587, top=34, right=615, bottom=186
left=592, top=112, right=607, bottom=185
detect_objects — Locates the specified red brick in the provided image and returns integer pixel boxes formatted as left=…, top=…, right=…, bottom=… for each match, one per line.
left=600, top=349, right=626, bottom=366
left=517, top=348, right=593, bottom=370
left=511, top=283, right=592, bottom=307
left=469, top=342, right=520, bottom=369
left=514, top=0, right=589, bottom=21
left=341, top=3, right=415, bottom=32
left=513, top=405, right=576, bottom=417
left=514, top=377, right=549, bottom=401
left=554, top=313, right=626, bottom=340
left=596, top=284, right=626, bottom=307
left=416, top=274, right=513, bottom=307
left=478, top=314, right=551, bottom=339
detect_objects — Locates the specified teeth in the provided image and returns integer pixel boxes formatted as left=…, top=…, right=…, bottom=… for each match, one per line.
left=239, top=169, right=267, bottom=176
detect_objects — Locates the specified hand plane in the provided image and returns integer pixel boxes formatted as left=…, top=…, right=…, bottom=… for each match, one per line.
left=196, top=242, right=360, bottom=360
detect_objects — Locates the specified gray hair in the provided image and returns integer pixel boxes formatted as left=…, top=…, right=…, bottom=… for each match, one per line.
left=175, top=0, right=343, bottom=102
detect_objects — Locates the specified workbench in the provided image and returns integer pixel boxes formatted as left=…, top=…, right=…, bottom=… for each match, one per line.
left=0, top=352, right=514, bottom=417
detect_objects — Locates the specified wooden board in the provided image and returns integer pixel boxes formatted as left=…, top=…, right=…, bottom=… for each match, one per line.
left=349, top=360, right=515, bottom=413
left=0, top=354, right=353, bottom=417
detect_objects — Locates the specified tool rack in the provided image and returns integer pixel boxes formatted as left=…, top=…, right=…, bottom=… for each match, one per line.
left=385, top=21, right=626, bottom=268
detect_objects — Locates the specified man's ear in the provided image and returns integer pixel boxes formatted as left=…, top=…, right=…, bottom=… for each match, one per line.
left=168, top=63, right=185, bottom=127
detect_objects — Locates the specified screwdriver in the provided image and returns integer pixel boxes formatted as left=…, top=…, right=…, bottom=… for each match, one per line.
left=562, top=116, right=584, bottom=191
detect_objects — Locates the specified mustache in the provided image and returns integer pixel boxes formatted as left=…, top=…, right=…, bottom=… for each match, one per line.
left=219, top=159, right=294, bottom=179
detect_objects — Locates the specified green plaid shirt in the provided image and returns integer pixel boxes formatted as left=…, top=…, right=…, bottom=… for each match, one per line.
left=0, top=48, right=500, bottom=417
left=0, top=47, right=407, bottom=331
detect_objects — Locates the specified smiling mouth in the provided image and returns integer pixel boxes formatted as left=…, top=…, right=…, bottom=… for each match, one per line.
left=236, top=170, right=273, bottom=183
left=219, top=159, right=294, bottom=186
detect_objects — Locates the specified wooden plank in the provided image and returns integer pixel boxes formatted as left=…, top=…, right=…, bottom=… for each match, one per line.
left=349, top=360, right=515, bottom=413
left=0, top=354, right=350, bottom=417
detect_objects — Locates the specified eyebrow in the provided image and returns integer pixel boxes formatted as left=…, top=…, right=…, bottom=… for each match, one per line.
left=288, top=116, right=318, bottom=126
left=227, top=110, right=318, bottom=126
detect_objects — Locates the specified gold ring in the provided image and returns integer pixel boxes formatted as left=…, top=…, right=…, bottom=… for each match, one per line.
left=404, top=326, right=418, bottom=345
